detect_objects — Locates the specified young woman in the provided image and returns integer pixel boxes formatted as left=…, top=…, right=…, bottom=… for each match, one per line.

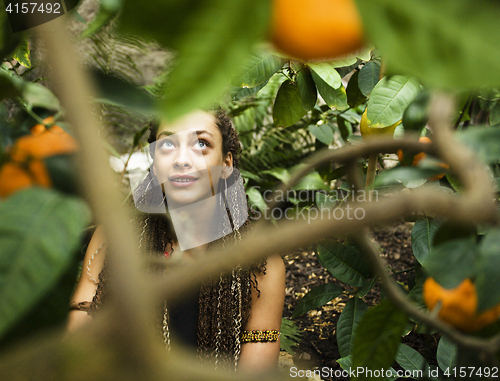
left=67, top=110, right=286, bottom=373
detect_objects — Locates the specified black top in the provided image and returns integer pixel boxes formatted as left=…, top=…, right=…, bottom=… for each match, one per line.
left=167, top=286, right=200, bottom=348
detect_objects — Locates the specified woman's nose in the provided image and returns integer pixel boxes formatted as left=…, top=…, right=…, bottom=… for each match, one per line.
left=173, top=146, right=192, bottom=168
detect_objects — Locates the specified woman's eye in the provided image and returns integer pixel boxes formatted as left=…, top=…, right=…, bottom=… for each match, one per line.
left=160, top=140, right=175, bottom=149
left=193, top=140, right=209, bottom=149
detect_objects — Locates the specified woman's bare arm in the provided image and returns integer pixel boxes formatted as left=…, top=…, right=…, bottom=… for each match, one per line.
left=66, top=226, right=106, bottom=332
left=237, top=254, right=286, bottom=373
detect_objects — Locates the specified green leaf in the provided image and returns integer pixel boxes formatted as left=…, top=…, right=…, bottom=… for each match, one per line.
left=296, top=68, right=317, bottom=113
left=367, top=75, right=421, bottom=127
left=92, top=70, right=156, bottom=115
left=456, top=127, right=500, bottom=164
left=315, top=192, right=337, bottom=210
left=22, top=83, right=61, bottom=111
left=337, top=355, right=352, bottom=370
left=231, top=51, right=284, bottom=88
left=476, top=228, right=500, bottom=312
left=44, top=155, right=78, bottom=195
left=436, top=335, right=457, bottom=372
left=317, top=240, right=371, bottom=287
left=273, top=80, right=307, bottom=127
left=291, top=283, right=343, bottom=319
left=80, top=0, right=122, bottom=38
left=490, top=103, right=500, bottom=126
left=307, top=62, right=342, bottom=89
left=230, top=80, right=268, bottom=101
left=0, top=188, right=91, bottom=338
left=411, top=218, right=440, bottom=264
left=357, top=277, right=378, bottom=298
left=407, top=264, right=427, bottom=310
left=311, top=69, right=348, bottom=111
left=246, top=186, right=268, bottom=212
left=0, top=10, right=22, bottom=61
left=373, top=160, right=450, bottom=189
left=395, top=343, right=429, bottom=373
left=308, top=124, right=333, bottom=145
left=280, top=318, right=301, bottom=355
left=351, top=299, right=408, bottom=381
left=373, top=166, right=429, bottom=188
left=422, top=238, right=478, bottom=289
left=261, top=167, right=290, bottom=183
left=337, top=297, right=368, bottom=358
left=293, top=170, right=329, bottom=191
left=346, top=71, right=367, bottom=108
left=356, top=0, right=500, bottom=89
left=156, top=0, right=271, bottom=121
left=358, top=61, right=380, bottom=96
left=0, top=69, right=22, bottom=101
left=337, top=114, right=352, bottom=141
left=432, top=220, right=477, bottom=247
left=11, top=37, right=30, bottom=68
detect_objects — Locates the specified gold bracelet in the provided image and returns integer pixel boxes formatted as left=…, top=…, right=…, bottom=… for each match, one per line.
left=241, top=330, right=280, bottom=343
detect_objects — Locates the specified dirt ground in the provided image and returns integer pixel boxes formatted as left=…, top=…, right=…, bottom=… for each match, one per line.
left=281, top=221, right=439, bottom=380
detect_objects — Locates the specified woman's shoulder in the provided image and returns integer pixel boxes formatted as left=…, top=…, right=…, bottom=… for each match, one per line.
left=254, top=254, right=285, bottom=296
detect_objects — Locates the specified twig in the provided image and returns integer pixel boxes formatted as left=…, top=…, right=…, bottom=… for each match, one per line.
left=365, top=153, right=378, bottom=188
left=155, top=185, right=497, bottom=304
left=390, top=267, right=415, bottom=276
left=351, top=231, right=500, bottom=355
left=36, top=18, right=156, bottom=367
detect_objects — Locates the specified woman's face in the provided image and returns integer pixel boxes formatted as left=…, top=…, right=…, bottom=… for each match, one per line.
left=153, top=111, right=233, bottom=207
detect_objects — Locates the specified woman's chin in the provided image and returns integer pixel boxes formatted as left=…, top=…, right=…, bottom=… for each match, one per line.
left=164, top=192, right=213, bottom=209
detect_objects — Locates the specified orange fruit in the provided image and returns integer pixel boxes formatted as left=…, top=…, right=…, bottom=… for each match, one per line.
left=423, top=277, right=500, bottom=332
left=398, top=137, right=431, bottom=166
left=359, top=108, right=400, bottom=140
left=0, top=117, right=77, bottom=198
left=271, top=0, right=364, bottom=61
left=398, top=137, right=449, bottom=180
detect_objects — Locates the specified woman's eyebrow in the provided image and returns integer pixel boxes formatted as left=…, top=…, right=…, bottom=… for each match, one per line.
left=157, top=129, right=214, bottom=139
left=157, top=131, right=173, bottom=139
left=195, top=130, right=214, bottom=137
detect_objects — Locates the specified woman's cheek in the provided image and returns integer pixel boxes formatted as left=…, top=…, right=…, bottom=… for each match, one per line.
left=153, top=159, right=170, bottom=185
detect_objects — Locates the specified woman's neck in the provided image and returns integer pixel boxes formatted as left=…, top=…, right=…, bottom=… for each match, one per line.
left=168, top=194, right=221, bottom=251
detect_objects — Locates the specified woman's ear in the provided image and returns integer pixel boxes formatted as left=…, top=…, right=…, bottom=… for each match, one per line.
left=221, top=152, right=233, bottom=179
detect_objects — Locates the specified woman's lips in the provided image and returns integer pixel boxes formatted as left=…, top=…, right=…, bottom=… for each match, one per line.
left=169, top=176, right=198, bottom=187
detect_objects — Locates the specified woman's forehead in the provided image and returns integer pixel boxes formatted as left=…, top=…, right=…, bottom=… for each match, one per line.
left=157, top=111, right=219, bottom=138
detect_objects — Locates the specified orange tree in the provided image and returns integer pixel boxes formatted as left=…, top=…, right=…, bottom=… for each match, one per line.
left=2, top=0, right=500, bottom=380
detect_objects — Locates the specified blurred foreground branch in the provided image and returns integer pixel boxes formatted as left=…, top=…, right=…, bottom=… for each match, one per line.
left=35, top=17, right=157, bottom=370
